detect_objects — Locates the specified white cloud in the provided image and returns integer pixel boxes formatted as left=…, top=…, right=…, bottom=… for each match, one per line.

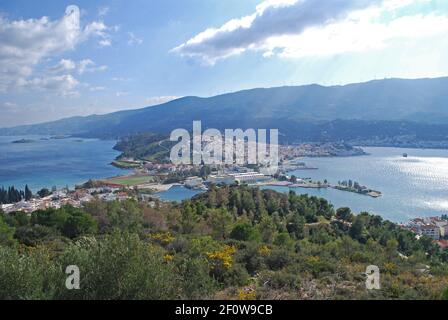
left=50, top=58, right=107, bottom=75
left=128, top=32, right=143, bottom=45
left=173, top=0, right=442, bottom=64
left=99, top=38, right=112, bottom=47
left=0, top=5, right=112, bottom=93
left=264, top=13, right=448, bottom=59
left=78, top=59, right=108, bottom=74
left=23, top=74, right=80, bottom=97
left=49, top=59, right=77, bottom=73
left=145, top=96, right=179, bottom=106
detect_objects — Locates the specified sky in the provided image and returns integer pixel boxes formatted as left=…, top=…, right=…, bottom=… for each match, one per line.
left=1, top=0, right=448, bottom=127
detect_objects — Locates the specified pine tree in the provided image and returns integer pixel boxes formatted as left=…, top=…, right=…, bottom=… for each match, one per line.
left=25, top=185, right=33, bottom=201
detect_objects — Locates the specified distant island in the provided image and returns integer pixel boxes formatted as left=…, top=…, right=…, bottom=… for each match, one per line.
left=11, top=139, right=35, bottom=144
left=50, top=135, right=70, bottom=140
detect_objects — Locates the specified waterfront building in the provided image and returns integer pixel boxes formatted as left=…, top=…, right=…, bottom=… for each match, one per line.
left=230, top=172, right=272, bottom=184
left=207, top=174, right=236, bottom=185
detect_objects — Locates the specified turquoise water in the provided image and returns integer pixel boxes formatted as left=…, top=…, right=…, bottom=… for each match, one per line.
left=0, top=135, right=127, bottom=191
left=155, top=185, right=203, bottom=202
left=1, top=136, right=447, bottom=222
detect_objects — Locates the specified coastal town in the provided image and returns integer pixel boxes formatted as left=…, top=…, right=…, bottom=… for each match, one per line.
left=0, top=141, right=379, bottom=213
left=404, top=216, right=448, bottom=242
left=0, top=143, right=376, bottom=214
left=2, top=139, right=446, bottom=249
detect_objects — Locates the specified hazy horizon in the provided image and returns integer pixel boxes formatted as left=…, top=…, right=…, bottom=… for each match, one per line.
left=1, top=0, right=448, bottom=127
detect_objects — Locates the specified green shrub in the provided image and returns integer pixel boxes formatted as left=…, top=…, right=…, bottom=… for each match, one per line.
left=230, top=224, right=260, bottom=242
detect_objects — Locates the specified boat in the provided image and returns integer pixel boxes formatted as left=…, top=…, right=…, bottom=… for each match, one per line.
left=403, top=153, right=408, bottom=158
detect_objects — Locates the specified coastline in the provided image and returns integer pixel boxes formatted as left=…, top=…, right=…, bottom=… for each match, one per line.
left=254, top=180, right=382, bottom=198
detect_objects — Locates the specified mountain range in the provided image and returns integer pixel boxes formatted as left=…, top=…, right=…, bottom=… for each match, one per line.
left=2, top=77, right=448, bottom=143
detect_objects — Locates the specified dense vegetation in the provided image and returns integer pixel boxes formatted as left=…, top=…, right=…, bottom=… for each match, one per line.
left=113, top=132, right=172, bottom=162
left=1, top=185, right=448, bottom=300
left=4, top=78, right=448, bottom=147
left=0, top=185, right=32, bottom=204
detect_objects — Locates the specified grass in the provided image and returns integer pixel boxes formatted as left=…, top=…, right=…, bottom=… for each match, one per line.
left=103, top=175, right=155, bottom=186
left=112, top=160, right=141, bottom=169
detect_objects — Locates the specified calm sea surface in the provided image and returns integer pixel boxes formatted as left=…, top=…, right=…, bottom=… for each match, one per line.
left=158, top=147, right=448, bottom=222
left=1, top=137, right=447, bottom=222
left=155, top=185, right=203, bottom=202
left=265, top=147, right=448, bottom=223
left=0, top=135, right=126, bottom=191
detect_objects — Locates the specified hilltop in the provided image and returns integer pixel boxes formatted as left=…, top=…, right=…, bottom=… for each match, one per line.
left=3, top=77, right=448, bottom=144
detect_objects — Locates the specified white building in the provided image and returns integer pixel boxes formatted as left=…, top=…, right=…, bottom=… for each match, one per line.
left=0, top=203, right=14, bottom=213
left=98, top=193, right=118, bottom=202
left=408, top=217, right=447, bottom=239
left=230, top=172, right=271, bottom=184
left=421, top=225, right=440, bottom=240
left=431, top=219, right=448, bottom=237
left=207, top=174, right=236, bottom=185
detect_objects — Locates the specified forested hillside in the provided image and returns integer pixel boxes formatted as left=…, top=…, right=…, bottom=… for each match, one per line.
left=3, top=78, right=448, bottom=145
left=1, top=186, right=448, bottom=300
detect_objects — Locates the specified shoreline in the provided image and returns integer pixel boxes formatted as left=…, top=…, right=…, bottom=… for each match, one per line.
left=254, top=180, right=382, bottom=198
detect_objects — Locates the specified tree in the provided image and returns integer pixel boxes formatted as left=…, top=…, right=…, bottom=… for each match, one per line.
left=31, top=208, right=68, bottom=230
left=209, top=208, right=233, bottom=240
left=350, top=217, right=368, bottom=243
left=25, top=185, right=32, bottom=201
left=180, top=202, right=198, bottom=234
left=386, top=239, right=399, bottom=258
left=0, top=216, right=16, bottom=246
left=258, top=214, right=277, bottom=243
left=37, top=188, right=51, bottom=198
left=230, top=223, right=260, bottom=242
left=336, top=207, right=354, bottom=222
left=106, top=199, right=143, bottom=233
left=274, top=232, right=295, bottom=249
left=286, top=213, right=305, bottom=240
left=62, top=208, right=98, bottom=238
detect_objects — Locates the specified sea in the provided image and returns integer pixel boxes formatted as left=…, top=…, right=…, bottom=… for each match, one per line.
left=265, top=147, right=448, bottom=223
left=158, top=147, right=448, bottom=223
left=0, top=135, right=126, bottom=191
left=1, top=136, right=448, bottom=223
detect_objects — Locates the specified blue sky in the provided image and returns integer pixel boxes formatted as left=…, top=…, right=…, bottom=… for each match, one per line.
left=1, top=0, right=448, bottom=126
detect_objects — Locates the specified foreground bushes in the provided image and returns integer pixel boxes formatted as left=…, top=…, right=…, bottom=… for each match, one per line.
left=0, top=232, right=217, bottom=300
left=2, top=186, right=448, bottom=300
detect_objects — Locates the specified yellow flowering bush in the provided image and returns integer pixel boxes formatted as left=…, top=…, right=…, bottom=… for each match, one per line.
left=206, top=245, right=236, bottom=270
left=237, top=288, right=256, bottom=300
left=258, top=245, right=271, bottom=256
left=149, top=232, right=175, bottom=245
left=384, top=262, right=397, bottom=274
